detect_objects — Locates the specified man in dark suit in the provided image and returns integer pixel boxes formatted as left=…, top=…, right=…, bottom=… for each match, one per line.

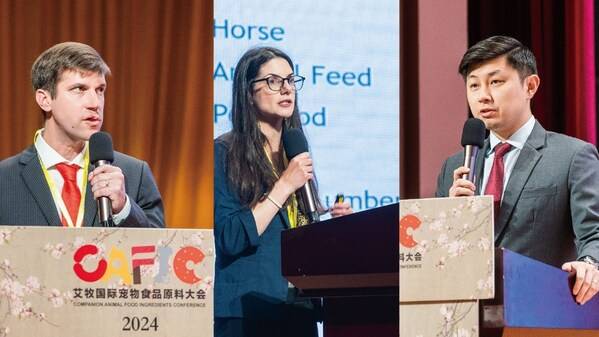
left=436, top=36, right=599, bottom=305
left=0, top=42, right=164, bottom=228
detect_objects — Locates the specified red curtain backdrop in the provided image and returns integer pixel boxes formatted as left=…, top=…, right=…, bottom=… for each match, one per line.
left=469, top=0, right=597, bottom=144
left=564, top=0, right=596, bottom=144
left=0, top=0, right=213, bottom=228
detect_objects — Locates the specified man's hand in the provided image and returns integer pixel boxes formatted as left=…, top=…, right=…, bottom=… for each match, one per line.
left=89, top=164, right=127, bottom=213
left=562, top=260, right=599, bottom=305
left=449, top=166, right=476, bottom=197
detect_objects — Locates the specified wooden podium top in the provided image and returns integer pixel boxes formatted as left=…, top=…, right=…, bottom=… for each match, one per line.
left=281, top=203, right=398, bottom=295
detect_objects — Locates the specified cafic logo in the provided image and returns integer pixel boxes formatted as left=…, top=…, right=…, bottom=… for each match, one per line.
left=400, top=215, right=421, bottom=248
left=73, top=244, right=205, bottom=285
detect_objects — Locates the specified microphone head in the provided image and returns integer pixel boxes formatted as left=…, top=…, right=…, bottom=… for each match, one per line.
left=461, top=118, right=486, bottom=148
left=283, top=128, right=309, bottom=159
left=89, top=131, right=114, bottom=163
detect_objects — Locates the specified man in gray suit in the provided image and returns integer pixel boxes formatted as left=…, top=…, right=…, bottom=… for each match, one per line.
left=436, top=36, right=599, bottom=305
left=0, top=42, right=164, bottom=228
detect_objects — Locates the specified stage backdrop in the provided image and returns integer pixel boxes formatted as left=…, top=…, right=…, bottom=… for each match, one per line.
left=0, top=0, right=213, bottom=228
left=213, top=1, right=400, bottom=213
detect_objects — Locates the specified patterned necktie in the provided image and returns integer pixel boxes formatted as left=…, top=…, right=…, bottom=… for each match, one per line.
left=55, top=163, right=81, bottom=226
left=484, top=142, right=512, bottom=221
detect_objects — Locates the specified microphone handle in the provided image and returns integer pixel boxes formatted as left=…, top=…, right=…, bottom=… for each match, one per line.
left=95, top=160, right=114, bottom=227
left=300, top=181, right=320, bottom=223
left=461, top=145, right=479, bottom=182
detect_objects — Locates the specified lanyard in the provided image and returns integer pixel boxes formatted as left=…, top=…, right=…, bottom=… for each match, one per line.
left=34, top=129, right=89, bottom=227
left=287, top=195, right=299, bottom=228
left=263, top=145, right=299, bottom=228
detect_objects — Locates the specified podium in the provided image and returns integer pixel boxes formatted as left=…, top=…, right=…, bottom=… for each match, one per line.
left=481, top=248, right=599, bottom=337
left=400, top=197, right=599, bottom=337
left=0, top=226, right=214, bottom=337
left=281, top=203, right=399, bottom=337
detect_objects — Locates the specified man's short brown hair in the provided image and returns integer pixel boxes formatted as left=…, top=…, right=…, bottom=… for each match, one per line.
left=31, top=42, right=111, bottom=98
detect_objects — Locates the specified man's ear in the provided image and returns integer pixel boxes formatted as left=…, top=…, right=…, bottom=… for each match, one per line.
left=525, top=74, right=540, bottom=99
left=35, top=89, right=53, bottom=114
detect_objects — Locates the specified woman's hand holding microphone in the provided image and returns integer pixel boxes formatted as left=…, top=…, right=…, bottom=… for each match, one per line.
left=277, top=152, right=313, bottom=197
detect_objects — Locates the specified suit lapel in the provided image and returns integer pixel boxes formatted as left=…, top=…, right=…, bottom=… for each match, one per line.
left=19, top=146, right=62, bottom=226
left=83, top=180, right=98, bottom=227
left=474, top=139, right=489, bottom=195
left=494, top=122, right=546, bottom=242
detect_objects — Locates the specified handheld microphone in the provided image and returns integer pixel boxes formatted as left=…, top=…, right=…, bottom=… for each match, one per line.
left=282, top=128, right=320, bottom=224
left=89, top=132, right=115, bottom=227
left=460, top=118, right=486, bottom=182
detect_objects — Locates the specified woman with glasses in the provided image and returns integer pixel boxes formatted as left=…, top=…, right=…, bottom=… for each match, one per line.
left=213, top=47, right=352, bottom=337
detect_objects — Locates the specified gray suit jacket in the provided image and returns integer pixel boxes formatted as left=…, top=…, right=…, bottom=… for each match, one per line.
left=0, top=146, right=165, bottom=228
left=436, top=122, right=599, bottom=267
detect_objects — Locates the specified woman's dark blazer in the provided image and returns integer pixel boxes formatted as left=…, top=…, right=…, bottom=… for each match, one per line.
left=213, top=136, right=291, bottom=319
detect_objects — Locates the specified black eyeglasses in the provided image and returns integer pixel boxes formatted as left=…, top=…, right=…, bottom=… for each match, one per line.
left=251, top=74, right=305, bottom=92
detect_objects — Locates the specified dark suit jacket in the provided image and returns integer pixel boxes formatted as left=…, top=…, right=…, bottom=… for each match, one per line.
left=213, top=136, right=290, bottom=319
left=0, top=146, right=165, bottom=228
left=436, top=122, right=599, bottom=267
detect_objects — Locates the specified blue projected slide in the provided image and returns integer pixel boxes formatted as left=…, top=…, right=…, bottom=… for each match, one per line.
left=214, top=1, right=399, bottom=212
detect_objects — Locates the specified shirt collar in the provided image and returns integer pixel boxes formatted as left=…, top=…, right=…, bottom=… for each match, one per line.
left=488, top=116, right=536, bottom=153
left=34, top=129, right=87, bottom=169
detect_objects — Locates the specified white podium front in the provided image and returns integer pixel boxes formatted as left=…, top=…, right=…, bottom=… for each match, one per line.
left=0, top=226, right=214, bottom=337
left=400, top=196, right=494, bottom=337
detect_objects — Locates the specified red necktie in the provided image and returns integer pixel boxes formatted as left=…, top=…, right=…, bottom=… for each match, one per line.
left=484, top=142, right=512, bottom=220
left=55, top=163, right=81, bottom=227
